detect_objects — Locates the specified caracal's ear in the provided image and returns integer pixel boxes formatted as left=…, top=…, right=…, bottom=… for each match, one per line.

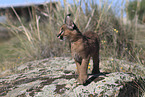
left=64, top=14, right=74, bottom=30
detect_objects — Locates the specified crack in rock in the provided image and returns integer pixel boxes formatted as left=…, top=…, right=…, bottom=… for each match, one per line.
left=0, top=57, right=144, bottom=97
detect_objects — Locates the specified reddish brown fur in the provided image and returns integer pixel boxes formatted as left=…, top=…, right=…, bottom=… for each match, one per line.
left=57, top=15, right=100, bottom=85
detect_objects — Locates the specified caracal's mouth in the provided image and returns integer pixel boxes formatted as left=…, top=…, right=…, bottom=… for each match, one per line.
left=57, top=31, right=64, bottom=40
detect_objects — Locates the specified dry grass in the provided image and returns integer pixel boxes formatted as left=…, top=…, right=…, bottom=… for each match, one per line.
left=0, top=0, right=144, bottom=70
left=0, top=2, right=144, bottom=95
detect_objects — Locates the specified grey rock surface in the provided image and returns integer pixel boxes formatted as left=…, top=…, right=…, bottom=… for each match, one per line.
left=0, top=57, right=144, bottom=97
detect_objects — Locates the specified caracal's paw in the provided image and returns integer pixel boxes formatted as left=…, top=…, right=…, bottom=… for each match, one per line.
left=77, top=74, right=88, bottom=85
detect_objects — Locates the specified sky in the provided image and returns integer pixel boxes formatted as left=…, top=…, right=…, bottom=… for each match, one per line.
left=0, top=0, right=56, bottom=8
left=0, top=0, right=126, bottom=17
left=0, top=0, right=127, bottom=23
left=0, top=0, right=124, bottom=8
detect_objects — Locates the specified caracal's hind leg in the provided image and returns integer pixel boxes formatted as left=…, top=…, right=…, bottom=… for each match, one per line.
left=92, top=52, right=100, bottom=74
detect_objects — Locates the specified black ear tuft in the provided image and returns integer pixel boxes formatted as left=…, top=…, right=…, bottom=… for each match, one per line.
left=64, top=14, right=74, bottom=30
left=67, top=14, right=71, bottom=17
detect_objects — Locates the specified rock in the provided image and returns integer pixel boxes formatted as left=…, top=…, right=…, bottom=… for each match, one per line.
left=0, top=57, right=144, bottom=97
left=6, top=80, right=42, bottom=97
left=100, top=57, right=145, bottom=76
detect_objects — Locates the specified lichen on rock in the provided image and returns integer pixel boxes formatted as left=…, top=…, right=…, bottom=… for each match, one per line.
left=0, top=57, right=144, bottom=97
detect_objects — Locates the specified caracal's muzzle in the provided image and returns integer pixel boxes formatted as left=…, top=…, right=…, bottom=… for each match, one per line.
left=57, top=30, right=64, bottom=40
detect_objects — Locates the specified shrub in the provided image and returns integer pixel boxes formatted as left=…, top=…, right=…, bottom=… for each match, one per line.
left=1, top=0, right=144, bottom=64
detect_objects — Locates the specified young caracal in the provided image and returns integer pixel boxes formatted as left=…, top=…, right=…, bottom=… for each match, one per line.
left=57, top=14, right=100, bottom=85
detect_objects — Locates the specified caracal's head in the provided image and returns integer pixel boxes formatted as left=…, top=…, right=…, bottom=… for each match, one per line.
left=57, top=14, right=78, bottom=40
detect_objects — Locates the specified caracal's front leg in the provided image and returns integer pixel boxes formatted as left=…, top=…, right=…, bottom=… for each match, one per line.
left=75, top=61, right=81, bottom=74
left=77, top=57, right=90, bottom=84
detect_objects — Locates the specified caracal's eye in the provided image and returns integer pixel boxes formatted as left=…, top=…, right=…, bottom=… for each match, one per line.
left=61, top=28, right=63, bottom=31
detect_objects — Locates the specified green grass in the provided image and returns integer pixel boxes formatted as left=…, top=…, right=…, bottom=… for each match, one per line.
left=0, top=1, right=144, bottom=96
left=0, top=0, right=144, bottom=72
left=0, top=36, right=23, bottom=72
left=0, top=2, right=144, bottom=96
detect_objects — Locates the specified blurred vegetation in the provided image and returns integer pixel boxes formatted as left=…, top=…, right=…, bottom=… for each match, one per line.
left=126, top=0, right=145, bottom=23
left=0, top=0, right=144, bottom=73
left=0, top=0, right=144, bottom=96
